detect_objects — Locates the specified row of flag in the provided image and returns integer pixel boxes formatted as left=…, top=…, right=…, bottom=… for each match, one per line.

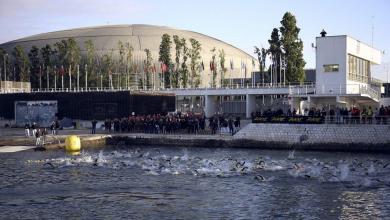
left=33, top=59, right=255, bottom=76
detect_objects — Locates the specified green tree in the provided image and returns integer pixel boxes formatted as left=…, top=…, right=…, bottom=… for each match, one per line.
left=189, top=38, right=202, bottom=88
left=180, top=38, right=189, bottom=88
left=125, top=43, right=134, bottom=88
left=210, top=47, right=217, bottom=88
left=40, top=44, right=54, bottom=88
left=117, top=40, right=126, bottom=88
left=254, top=46, right=268, bottom=83
left=172, top=35, right=182, bottom=88
left=218, top=49, right=227, bottom=87
left=28, top=46, right=40, bottom=88
left=54, top=40, right=68, bottom=66
left=158, top=34, right=172, bottom=88
left=280, top=12, right=306, bottom=83
left=102, top=49, right=114, bottom=88
left=85, top=39, right=96, bottom=87
left=144, top=49, right=153, bottom=88
left=12, top=45, right=30, bottom=82
left=0, top=48, right=8, bottom=82
left=268, top=28, right=282, bottom=83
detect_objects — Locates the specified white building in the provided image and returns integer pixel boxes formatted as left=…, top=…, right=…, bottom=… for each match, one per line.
left=290, top=32, right=382, bottom=110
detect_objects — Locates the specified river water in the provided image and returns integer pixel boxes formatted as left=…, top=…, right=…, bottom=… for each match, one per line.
left=1, top=146, right=389, bottom=219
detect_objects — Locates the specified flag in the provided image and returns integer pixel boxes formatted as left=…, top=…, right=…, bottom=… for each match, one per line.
left=201, top=61, right=205, bottom=71
left=161, top=63, right=168, bottom=72
left=59, top=65, right=64, bottom=76
left=252, top=59, right=255, bottom=68
left=153, top=64, right=157, bottom=73
left=210, top=61, right=215, bottom=71
left=230, top=60, right=234, bottom=70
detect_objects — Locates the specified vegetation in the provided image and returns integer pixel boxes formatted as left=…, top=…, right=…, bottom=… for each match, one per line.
left=279, top=12, right=306, bottom=83
left=180, top=38, right=189, bottom=88
left=40, top=44, right=54, bottom=88
left=85, top=39, right=96, bottom=87
left=158, top=34, right=172, bottom=88
left=12, top=45, right=30, bottom=82
left=218, top=49, right=227, bottom=87
left=28, top=46, right=40, bottom=88
left=210, top=47, right=217, bottom=88
left=144, top=48, right=153, bottom=88
left=189, top=38, right=202, bottom=88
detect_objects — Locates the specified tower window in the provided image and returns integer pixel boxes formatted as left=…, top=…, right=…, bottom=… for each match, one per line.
left=323, top=64, right=339, bottom=72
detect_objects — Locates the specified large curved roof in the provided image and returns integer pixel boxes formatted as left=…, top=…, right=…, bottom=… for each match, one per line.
left=0, top=24, right=254, bottom=60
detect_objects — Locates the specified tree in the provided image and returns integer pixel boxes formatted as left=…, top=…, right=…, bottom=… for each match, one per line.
left=0, top=48, right=8, bottom=81
left=172, top=35, right=182, bottom=88
left=54, top=40, right=68, bottom=66
left=279, top=12, right=306, bottom=83
left=210, top=47, right=217, bottom=88
left=189, top=38, right=202, bottom=88
left=85, top=39, right=96, bottom=87
left=40, top=44, right=54, bottom=88
left=28, top=46, right=40, bottom=88
left=254, top=46, right=267, bottom=83
left=55, top=38, right=80, bottom=89
left=218, top=49, right=227, bottom=87
left=117, top=40, right=126, bottom=88
left=125, top=42, right=134, bottom=88
left=180, top=38, right=189, bottom=88
left=12, top=45, right=30, bottom=82
left=158, top=34, right=172, bottom=88
left=268, top=28, right=282, bottom=84
left=144, top=49, right=153, bottom=88
left=102, top=49, right=114, bottom=89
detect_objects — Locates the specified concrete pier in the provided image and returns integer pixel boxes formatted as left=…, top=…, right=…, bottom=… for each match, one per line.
left=0, top=123, right=389, bottom=153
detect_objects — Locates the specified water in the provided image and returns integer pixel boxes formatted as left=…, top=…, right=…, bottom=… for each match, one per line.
left=1, top=146, right=390, bottom=219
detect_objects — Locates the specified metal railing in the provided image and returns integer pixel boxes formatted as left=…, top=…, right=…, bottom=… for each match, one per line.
left=289, top=84, right=380, bottom=101
left=0, top=82, right=316, bottom=94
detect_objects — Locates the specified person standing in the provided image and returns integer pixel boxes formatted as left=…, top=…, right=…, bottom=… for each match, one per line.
left=91, top=119, right=97, bottom=134
left=24, top=122, right=30, bottom=137
left=35, top=128, right=41, bottom=147
left=31, top=122, right=37, bottom=137
left=50, top=121, right=56, bottom=135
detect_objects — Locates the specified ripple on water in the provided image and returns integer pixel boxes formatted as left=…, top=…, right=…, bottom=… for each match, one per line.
left=0, top=147, right=389, bottom=219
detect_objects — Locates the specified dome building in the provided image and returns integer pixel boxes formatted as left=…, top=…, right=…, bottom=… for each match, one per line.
left=0, top=24, right=257, bottom=89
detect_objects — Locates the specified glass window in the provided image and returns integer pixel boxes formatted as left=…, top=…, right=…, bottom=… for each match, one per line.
left=323, top=64, right=339, bottom=72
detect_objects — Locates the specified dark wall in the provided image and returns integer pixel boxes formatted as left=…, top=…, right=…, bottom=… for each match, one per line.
left=0, top=91, right=175, bottom=120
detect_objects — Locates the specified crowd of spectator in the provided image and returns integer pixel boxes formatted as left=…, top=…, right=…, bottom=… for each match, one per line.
left=100, top=112, right=241, bottom=135
left=251, top=105, right=390, bottom=124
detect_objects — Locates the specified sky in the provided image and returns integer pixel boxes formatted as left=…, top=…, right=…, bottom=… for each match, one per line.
left=0, top=0, right=389, bottom=81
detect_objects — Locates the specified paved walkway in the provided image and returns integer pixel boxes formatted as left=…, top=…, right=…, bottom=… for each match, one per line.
left=0, top=128, right=234, bottom=147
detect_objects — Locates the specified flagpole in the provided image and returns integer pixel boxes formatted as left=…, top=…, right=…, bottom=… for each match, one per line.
left=54, top=65, right=56, bottom=91
left=46, top=66, right=49, bottom=90
left=61, top=66, right=64, bottom=91
left=69, top=64, right=72, bottom=91
left=77, top=64, right=80, bottom=91
left=39, top=65, right=42, bottom=90
left=85, top=64, right=87, bottom=91
left=279, top=54, right=282, bottom=86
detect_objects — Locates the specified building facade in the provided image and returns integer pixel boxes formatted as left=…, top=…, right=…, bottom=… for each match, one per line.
left=0, top=24, right=257, bottom=89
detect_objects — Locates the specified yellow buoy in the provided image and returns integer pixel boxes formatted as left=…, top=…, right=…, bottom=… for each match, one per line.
left=65, top=135, right=81, bottom=152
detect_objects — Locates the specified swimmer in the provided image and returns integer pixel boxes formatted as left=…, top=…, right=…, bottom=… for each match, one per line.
left=254, top=175, right=265, bottom=181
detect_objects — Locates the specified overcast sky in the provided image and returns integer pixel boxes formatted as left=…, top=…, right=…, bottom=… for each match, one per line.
left=0, top=0, right=389, bottom=81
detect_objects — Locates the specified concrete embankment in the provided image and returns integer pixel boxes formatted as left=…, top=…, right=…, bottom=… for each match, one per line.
left=233, top=123, right=390, bottom=152
left=1, top=123, right=390, bottom=153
